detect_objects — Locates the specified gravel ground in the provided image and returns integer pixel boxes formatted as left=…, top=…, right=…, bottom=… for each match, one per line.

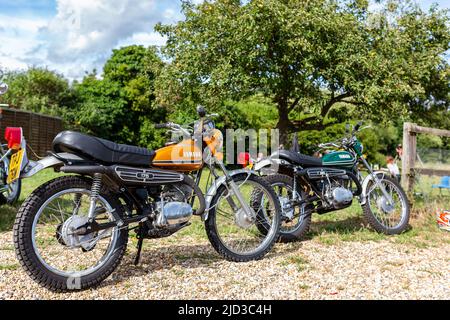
left=0, top=230, right=448, bottom=300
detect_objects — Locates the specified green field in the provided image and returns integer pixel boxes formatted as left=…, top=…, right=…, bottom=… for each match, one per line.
left=0, top=169, right=448, bottom=248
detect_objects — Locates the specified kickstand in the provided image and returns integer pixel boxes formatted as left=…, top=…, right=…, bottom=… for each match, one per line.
left=134, top=225, right=144, bottom=266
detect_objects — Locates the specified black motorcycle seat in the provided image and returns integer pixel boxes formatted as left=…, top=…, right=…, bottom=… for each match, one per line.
left=52, top=131, right=155, bottom=166
left=272, top=150, right=322, bottom=168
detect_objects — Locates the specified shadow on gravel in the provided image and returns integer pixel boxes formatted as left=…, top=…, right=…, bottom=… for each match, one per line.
left=98, top=216, right=379, bottom=289
left=307, top=216, right=367, bottom=237
left=100, top=243, right=223, bottom=288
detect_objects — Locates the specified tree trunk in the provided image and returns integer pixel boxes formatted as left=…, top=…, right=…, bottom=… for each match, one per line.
left=276, top=102, right=291, bottom=149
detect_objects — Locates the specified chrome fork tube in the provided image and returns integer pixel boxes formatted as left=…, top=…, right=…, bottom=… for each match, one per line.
left=217, top=161, right=256, bottom=219
left=361, top=158, right=394, bottom=205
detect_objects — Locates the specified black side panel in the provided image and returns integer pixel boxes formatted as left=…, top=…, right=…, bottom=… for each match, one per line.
left=305, top=168, right=347, bottom=180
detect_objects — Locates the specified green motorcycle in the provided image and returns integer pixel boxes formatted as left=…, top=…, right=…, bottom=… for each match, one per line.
left=254, top=122, right=410, bottom=242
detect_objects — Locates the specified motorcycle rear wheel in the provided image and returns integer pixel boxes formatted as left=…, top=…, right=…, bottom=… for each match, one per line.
left=261, top=174, right=312, bottom=242
left=0, top=157, right=21, bottom=205
left=14, top=176, right=128, bottom=292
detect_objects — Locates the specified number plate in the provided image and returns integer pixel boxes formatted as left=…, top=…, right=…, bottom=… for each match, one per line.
left=7, top=149, right=25, bottom=184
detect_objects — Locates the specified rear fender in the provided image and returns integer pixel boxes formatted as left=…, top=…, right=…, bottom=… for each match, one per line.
left=253, top=157, right=290, bottom=175
left=20, top=153, right=84, bottom=178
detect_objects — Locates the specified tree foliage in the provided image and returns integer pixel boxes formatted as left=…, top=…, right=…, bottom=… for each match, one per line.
left=68, top=45, right=167, bottom=148
left=156, top=0, right=450, bottom=144
left=0, top=67, right=75, bottom=116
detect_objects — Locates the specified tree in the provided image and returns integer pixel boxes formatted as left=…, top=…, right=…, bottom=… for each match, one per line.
left=156, top=0, right=450, bottom=144
left=0, top=67, right=75, bottom=116
left=72, top=45, right=167, bottom=148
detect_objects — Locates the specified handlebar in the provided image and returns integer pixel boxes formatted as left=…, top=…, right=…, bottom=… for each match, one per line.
left=154, top=123, right=169, bottom=129
left=353, top=121, right=363, bottom=132
left=155, top=122, right=192, bottom=137
left=318, top=142, right=340, bottom=149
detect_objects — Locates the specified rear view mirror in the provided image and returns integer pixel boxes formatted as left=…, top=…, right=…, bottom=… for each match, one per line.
left=0, top=83, right=8, bottom=95
left=345, top=123, right=351, bottom=133
left=197, top=105, right=206, bottom=117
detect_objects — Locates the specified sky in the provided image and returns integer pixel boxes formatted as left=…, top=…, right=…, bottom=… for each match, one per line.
left=0, top=0, right=449, bottom=80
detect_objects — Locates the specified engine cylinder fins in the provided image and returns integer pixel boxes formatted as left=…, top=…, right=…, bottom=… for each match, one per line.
left=306, top=168, right=348, bottom=180
left=114, top=166, right=184, bottom=185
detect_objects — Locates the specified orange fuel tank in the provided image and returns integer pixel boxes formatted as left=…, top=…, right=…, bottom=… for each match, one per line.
left=152, top=138, right=203, bottom=172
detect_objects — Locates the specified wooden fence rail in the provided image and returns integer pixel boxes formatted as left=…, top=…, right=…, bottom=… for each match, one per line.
left=0, top=107, right=63, bottom=159
left=402, top=122, right=450, bottom=193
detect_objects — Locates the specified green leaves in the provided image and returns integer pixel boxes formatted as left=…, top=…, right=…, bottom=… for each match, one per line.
left=0, top=67, right=74, bottom=116
left=70, top=45, right=166, bottom=146
left=156, top=0, right=450, bottom=143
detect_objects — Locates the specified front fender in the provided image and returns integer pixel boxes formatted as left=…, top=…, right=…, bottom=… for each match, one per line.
left=360, top=171, right=388, bottom=205
left=203, top=169, right=258, bottom=221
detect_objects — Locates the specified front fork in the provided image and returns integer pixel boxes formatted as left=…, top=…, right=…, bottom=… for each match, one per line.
left=215, top=161, right=256, bottom=221
left=361, top=158, right=394, bottom=205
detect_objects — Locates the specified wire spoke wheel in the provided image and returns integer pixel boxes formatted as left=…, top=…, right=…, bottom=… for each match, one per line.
left=272, top=182, right=308, bottom=233
left=205, top=174, right=281, bottom=261
left=363, top=176, right=410, bottom=234
left=2, top=180, right=20, bottom=202
left=31, top=188, right=119, bottom=277
left=15, top=176, right=128, bottom=292
left=260, top=174, right=311, bottom=242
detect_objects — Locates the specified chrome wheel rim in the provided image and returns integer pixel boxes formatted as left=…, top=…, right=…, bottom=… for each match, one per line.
left=31, top=188, right=119, bottom=277
left=367, top=179, right=408, bottom=230
left=271, top=182, right=307, bottom=233
left=214, top=180, right=277, bottom=256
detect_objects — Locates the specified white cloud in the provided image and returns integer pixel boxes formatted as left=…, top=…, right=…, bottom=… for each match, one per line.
left=1, top=0, right=182, bottom=80
left=0, top=15, right=48, bottom=71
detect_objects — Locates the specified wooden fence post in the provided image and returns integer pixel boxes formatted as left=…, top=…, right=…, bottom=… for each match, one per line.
left=402, top=122, right=417, bottom=193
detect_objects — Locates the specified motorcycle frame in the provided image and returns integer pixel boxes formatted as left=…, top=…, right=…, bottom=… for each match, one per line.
left=260, top=136, right=391, bottom=215
left=18, top=118, right=259, bottom=236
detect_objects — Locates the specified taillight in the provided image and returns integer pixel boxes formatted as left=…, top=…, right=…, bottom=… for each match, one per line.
left=4, top=127, right=23, bottom=150
left=237, top=152, right=252, bottom=168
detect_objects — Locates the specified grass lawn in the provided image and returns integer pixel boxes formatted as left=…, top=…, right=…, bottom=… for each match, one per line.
left=0, top=169, right=63, bottom=232
left=0, top=168, right=448, bottom=249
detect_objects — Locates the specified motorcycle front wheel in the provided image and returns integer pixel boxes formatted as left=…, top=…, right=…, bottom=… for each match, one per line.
left=14, top=176, right=128, bottom=292
left=362, top=175, right=410, bottom=235
left=205, top=173, right=281, bottom=262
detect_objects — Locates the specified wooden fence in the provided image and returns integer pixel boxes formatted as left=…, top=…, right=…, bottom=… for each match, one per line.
left=401, top=122, right=450, bottom=193
left=0, top=107, right=63, bottom=159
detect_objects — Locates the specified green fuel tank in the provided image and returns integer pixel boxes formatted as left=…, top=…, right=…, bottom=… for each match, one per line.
left=322, top=151, right=356, bottom=168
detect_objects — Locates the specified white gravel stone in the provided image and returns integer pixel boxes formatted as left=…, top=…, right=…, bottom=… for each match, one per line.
left=0, top=230, right=448, bottom=300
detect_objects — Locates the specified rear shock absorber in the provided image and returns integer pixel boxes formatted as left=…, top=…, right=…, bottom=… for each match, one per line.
left=87, top=173, right=102, bottom=221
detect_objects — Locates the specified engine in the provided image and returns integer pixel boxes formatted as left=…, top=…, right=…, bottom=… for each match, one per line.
left=155, top=201, right=193, bottom=227
left=306, top=168, right=354, bottom=210
left=324, top=185, right=353, bottom=209
left=154, top=184, right=194, bottom=227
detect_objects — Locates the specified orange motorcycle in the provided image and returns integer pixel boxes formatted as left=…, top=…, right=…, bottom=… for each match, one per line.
left=12, top=106, right=281, bottom=291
